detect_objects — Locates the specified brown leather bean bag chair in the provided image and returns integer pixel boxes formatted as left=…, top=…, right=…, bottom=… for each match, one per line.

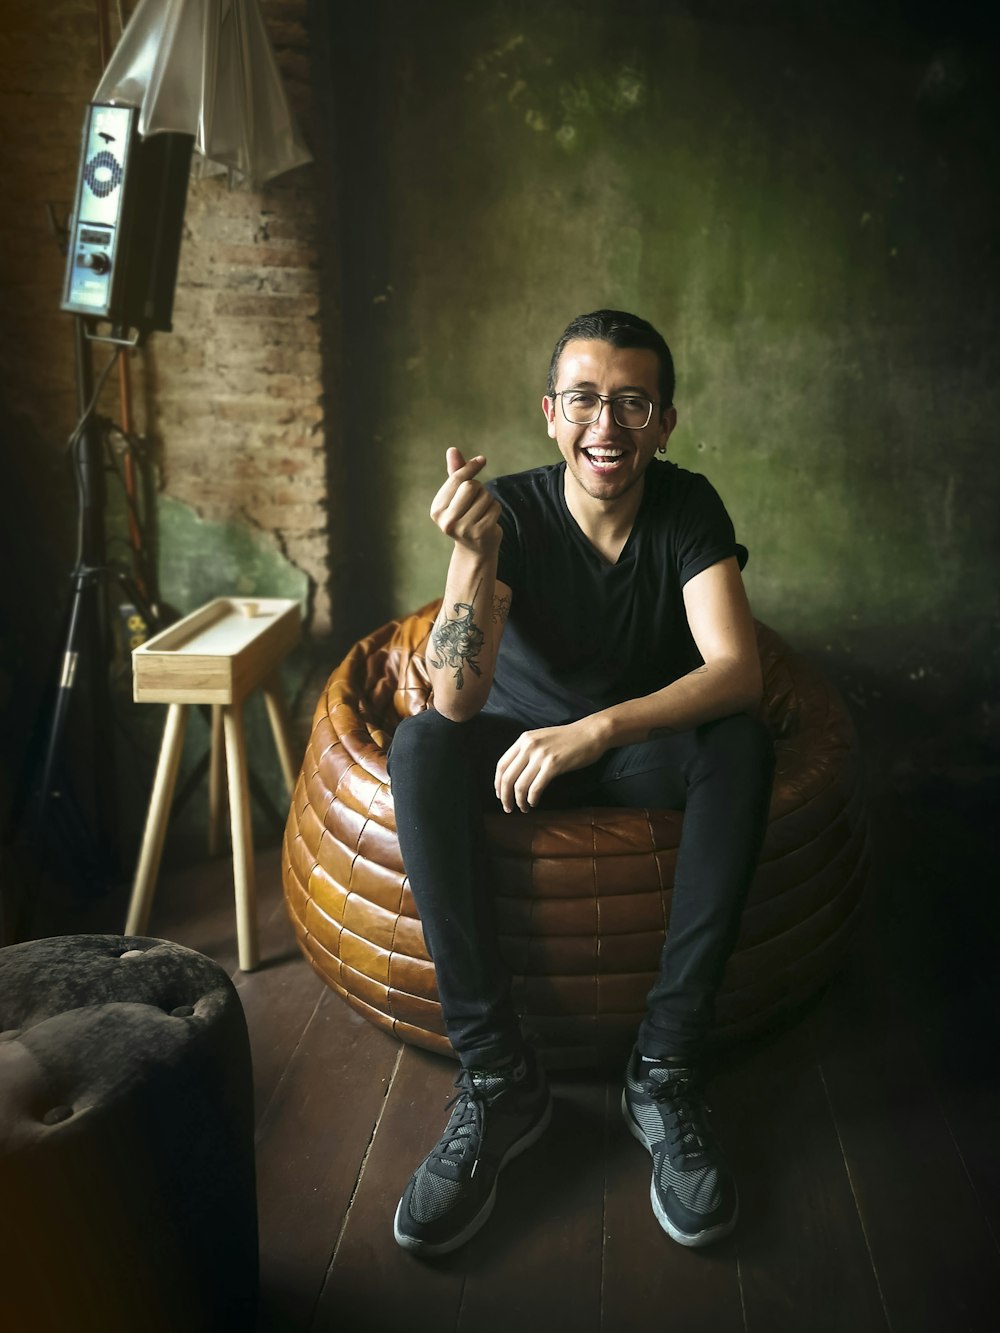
left=283, top=601, right=869, bottom=1065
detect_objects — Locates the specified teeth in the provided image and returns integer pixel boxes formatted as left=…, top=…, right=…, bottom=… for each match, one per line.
left=584, top=448, right=624, bottom=460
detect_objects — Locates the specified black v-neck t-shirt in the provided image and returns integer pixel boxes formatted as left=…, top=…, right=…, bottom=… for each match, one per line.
left=483, top=459, right=748, bottom=728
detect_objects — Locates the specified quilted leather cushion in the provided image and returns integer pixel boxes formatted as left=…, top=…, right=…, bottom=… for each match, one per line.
left=283, top=601, right=869, bottom=1063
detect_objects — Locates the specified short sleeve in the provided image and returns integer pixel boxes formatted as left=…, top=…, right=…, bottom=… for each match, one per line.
left=675, top=474, right=748, bottom=587
left=488, top=481, right=522, bottom=591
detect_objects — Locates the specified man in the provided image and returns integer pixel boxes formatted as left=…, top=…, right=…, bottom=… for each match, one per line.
left=388, top=310, right=774, bottom=1256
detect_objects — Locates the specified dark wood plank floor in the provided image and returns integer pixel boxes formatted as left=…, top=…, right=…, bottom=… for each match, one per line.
left=39, top=783, right=1000, bottom=1333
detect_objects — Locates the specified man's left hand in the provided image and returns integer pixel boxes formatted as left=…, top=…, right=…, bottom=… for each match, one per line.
left=494, top=720, right=606, bottom=813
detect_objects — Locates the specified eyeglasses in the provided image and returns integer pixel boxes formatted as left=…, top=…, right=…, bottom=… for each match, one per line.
left=553, top=390, right=657, bottom=430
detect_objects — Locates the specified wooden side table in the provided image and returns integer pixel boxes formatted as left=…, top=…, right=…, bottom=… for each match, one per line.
left=125, top=597, right=301, bottom=971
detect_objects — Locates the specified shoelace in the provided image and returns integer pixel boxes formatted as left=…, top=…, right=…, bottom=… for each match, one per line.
left=430, top=1069, right=492, bottom=1178
left=648, top=1070, right=710, bottom=1162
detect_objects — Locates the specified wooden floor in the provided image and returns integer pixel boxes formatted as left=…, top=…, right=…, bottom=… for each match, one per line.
left=43, top=782, right=1000, bottom=1333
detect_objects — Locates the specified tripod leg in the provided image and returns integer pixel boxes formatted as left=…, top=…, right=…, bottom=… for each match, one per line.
left=33, top=575, right=89, bottom=841
left=125, top=703, right=188, bottom=936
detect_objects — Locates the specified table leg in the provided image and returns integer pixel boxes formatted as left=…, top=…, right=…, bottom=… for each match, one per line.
left=208, top=703, right=225, bottom=856
left=222, top=701, right=258, bottom=972
left=262, top=672, right=297, bottom=797
left=125, top=703, right=188, bottom=936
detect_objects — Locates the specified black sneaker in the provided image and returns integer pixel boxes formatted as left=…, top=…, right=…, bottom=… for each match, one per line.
left=393, top=1047, right=552, bottom=1256
left=622, top=1047, right=737, bottom=1247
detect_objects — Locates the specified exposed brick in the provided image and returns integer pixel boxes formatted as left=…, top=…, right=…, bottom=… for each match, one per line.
left=212, top=344, right=323, bottom=376
left=212, top=292, right=321, bottom=320
left=216, top=244, right=321, bottom=269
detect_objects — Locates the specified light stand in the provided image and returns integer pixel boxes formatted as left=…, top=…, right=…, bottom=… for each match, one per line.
left=32, top=317, right=118, bottom=873
left=12, top=317, right=160, bottom=941
left=4, top=0, right=311, bottom=944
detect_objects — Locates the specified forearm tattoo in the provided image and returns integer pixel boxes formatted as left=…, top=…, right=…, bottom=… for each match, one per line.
left=430, top=586, right=485, bottom=690
left=492, top=592, right=511, bottom=626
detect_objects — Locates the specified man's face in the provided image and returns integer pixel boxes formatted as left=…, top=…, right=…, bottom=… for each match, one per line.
left=542, top=339, right=676, bottom=506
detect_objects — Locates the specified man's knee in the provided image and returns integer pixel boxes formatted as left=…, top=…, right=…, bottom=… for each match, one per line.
left=387, top=708, right=463, bottom=783
left=696, top=713, right=775, bottom=784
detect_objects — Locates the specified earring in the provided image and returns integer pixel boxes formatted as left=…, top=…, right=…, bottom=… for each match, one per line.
left=657, top=444, right=667, bottom=453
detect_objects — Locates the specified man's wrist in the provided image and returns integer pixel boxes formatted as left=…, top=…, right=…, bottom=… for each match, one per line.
left=582, top=710, right=617, bottom=752
left=449, top=544, right=499, bottom=582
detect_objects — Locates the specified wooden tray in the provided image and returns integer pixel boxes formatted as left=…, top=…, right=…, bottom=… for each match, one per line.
left=132, top=597, right=301, bottom=704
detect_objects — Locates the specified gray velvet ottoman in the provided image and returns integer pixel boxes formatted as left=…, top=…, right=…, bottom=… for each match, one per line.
left=0, top=934, right=258, bottom=1333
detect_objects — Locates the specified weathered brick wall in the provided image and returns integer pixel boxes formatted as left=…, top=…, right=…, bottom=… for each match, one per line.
left=0, top=0, right=338, bottom=631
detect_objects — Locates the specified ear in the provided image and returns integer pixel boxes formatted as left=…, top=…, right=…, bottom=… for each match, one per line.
left=658, top=405, right=678, bottom=451
left=542, top=394, right=558, bottom=440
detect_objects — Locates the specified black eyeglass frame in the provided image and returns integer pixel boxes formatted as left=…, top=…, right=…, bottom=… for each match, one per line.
left=552, top=390, right=660, bottom=430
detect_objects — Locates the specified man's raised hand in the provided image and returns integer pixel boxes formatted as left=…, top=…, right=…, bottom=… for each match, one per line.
left=430, top=447, right=502, bottom=555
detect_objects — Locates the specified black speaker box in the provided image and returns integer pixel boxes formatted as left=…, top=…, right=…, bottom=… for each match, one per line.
left=63, top=103, right=194, bottom=338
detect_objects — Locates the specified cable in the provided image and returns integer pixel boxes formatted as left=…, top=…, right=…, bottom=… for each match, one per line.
left=64, top=346, right=119, bottom=457
left=102, top=420, right=160, bottom=610
left=63, top=349, right=129, bottom=573
left=66, top=347, right=120, bottom=570
left=102, top=421, right=147, bottom=537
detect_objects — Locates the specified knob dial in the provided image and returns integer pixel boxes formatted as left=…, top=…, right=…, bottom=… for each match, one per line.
left=79, top=251, right=111, bottom=274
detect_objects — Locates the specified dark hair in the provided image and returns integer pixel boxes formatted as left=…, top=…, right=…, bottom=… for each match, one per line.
left=546, top=309, right=676, bottom=408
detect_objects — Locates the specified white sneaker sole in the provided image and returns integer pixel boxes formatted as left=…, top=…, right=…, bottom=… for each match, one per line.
left=621, top=1089, right=738, bottom=1248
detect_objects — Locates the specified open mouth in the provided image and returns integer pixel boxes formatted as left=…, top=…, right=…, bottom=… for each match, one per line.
left=581, top=445, right=627, bottom=471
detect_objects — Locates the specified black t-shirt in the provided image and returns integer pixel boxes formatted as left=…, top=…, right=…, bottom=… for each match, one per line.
left=483, top=459, right=747, bottom=728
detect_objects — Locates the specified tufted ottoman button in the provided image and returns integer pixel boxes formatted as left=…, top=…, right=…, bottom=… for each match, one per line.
left=0, top=934, right=258, bottom=1333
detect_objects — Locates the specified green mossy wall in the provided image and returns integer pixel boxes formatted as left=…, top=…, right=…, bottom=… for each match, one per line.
left=332, top=0, right=999, bottom=772
left=156, top=497, right=309, bottom=617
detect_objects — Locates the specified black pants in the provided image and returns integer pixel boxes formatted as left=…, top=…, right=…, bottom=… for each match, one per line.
left=388, top=709, right=774, bottom=1069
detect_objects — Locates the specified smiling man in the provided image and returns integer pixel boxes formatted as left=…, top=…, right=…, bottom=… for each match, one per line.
left=388, top=309, right=774, bottom=1257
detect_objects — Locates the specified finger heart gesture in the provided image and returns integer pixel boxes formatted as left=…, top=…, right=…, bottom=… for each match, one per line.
left=430, top=448, right=502, bottom=553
